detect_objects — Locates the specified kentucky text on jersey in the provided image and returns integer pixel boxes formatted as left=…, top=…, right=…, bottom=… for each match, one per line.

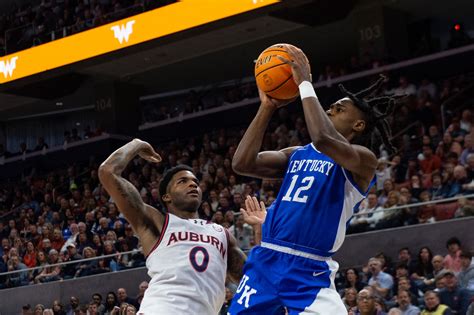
left=286, top=159, right=335, bottom=175
left=167, top=231, right=227, bottom=259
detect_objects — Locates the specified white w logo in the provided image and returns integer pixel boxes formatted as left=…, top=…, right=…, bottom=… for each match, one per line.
left=111, top=20, right=135, bottom=44
left=0, top=56, right=19, bottom=78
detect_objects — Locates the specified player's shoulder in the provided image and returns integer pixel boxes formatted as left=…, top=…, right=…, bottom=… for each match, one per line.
left=279, top=145, right=303, bottom=156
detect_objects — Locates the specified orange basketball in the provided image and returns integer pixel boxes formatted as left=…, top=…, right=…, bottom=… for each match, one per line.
left=254, top=44, right=299, bottom=100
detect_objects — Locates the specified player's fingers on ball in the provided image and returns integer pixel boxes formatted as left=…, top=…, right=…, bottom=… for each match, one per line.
left=276, top=55, right=291, bottom=64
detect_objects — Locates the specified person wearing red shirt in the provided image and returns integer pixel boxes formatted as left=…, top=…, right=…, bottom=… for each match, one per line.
left=420, top=145, right=442, bottom=175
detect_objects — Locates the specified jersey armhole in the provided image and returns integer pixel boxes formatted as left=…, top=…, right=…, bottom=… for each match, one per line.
left=145, top=212, right=169, bottom=259
left=341, top=168, right=373, bottom=197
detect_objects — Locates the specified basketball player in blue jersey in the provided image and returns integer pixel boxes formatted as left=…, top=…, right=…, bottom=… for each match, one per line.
left=229, top=45, right=399, bottom=314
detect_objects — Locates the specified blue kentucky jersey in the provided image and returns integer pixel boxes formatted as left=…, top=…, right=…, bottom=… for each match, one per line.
left=262, top=143, right=375, bottom=257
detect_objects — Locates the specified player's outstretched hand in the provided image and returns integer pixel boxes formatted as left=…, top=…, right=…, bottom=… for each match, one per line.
left=133, top=138, right=162, bottom=163
left=240, top=196, right=267, bottom=226
left=276, top=44, right=311, bottom=86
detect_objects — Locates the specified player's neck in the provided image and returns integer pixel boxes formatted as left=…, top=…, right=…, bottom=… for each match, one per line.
left=169, top=208, right=199, bottom=220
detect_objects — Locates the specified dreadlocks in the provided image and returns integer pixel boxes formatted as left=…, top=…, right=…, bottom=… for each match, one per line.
left=338, top=75, right=402, bottom=155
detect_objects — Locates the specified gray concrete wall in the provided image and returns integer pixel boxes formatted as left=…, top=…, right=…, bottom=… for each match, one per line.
left=335, top=217, right=474, bottom=268
left=0, top=268, right=149, bottom=315
left=1, top=217, right=473, bottom=314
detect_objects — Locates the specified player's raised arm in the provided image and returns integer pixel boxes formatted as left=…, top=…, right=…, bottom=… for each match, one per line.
left=232, top=89, right=299, bottom=179
left=98, top=139, right=164, bottom=255
left=278, top=45, right=378, bottom=185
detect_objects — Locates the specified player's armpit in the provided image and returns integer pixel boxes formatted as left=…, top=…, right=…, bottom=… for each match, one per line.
left=234, top=146, right=298, bottom=179
left=226, top=231, right=247, bottom=283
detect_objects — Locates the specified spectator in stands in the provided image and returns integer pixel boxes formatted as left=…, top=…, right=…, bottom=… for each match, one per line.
left=34, top=304, right=45, bottom=315
left=91, top=293, right=105, bottom=314
left=429, top=174, right=445, bottom=200
left=398, top=248, right=417, bottom=274
left=65, top=296, right=79, bottom=315
left=103, top=240, right=119, bottom=271
left=465, top=154, right=474, bottom=181
left=394, top=76, right=417, bottom=96
left=376, top=158, right=394, bottom=192
left=418, top=79, right=437, bottom=100
left=392, top=289, right=420, bottom=315
left=21, top=304, right=32, bottom=315
left=420, top=146, right=442, bottom=175
left=450, top=117, right=467, bottom=141
left=411, top=247, right=434, bottom=285
left=62, top=244, right=82, bottom=279
left=74, top=246, right=97, bottom=278
left=87, top=302, right=99, bottom=315
left=438, top=270, right=471, bottom=314
left=117, top=288, right=138, bottom=309
left=52, top=300, right=66, bottom=315
left=91, top=234, right=104, bottom=256
left=368, top=257, right=394, bottom=299
left=422, top=255, right=447, bottom=289
left=76, top=232, right=92, bottom=254
left=136, top=281, right=148, bottom=306
left=396, top=276, right=419, bottom=307
left=378, top=179, right=395, bottom=206
left=443, top=237, right=462, bottom=273
left=460, top=109, right=472, bottom=134
left=458, top=251, right=474, bottom=291
left=61, top=223, right=79, bottom=252
left=228, top=214, right=253, bottom=251
left=421, top=291, right=451, bottom=315
left=7, top=255, right=29, bottom=287
left=34, top=249, right=62, bottom=283
left=51, top=228, right=65, bottom=251
left=374, top=191, right=403, bottom=229
left=23, top=241, right=37, bottom=268
left=103, top=292, right=119, bottom=315
left=344, top=268, right=367, bottom=292
left=355, top=288, right=385, bottom=315
left=349, top=193, right=379, bottom=233
left=343, top=287, right=359, bottom=311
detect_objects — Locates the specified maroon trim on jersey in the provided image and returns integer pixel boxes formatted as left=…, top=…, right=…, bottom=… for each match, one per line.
left=224, top=228, right=230, bottom=247
left=146, top=212, right=169, bottom=259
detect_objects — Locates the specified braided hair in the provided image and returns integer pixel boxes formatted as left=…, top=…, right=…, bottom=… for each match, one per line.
left=338, top=75, right=402, bottom=155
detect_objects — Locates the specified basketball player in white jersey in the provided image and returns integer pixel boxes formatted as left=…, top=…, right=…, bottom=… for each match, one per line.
left=98, top=138, right=247, bottom=314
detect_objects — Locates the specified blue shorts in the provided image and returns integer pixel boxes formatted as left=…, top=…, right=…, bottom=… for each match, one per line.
left=228, top=245, right=346, bottom=315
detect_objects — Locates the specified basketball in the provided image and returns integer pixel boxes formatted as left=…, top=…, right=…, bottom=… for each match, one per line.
left=254, top=44, right=300, bottom=100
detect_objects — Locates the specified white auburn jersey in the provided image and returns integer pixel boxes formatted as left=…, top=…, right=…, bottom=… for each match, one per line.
left=138, top=213, right=228, bottom=315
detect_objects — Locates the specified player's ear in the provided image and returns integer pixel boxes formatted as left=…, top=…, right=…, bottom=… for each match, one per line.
left=162, top=194, right=171, bottom=203
left=353, top=119, right=366, bottom=133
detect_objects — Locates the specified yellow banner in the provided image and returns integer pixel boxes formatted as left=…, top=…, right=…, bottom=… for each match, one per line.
left=0, top=0, right=280, bottom=84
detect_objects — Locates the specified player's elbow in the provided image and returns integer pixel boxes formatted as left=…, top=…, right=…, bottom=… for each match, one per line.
left=232, top=158, right=250, bottom=175
left=98, top=163, right=114, bottom=181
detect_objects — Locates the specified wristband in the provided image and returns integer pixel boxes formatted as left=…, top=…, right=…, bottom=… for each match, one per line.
left=299, top=81, right=317, bottom=100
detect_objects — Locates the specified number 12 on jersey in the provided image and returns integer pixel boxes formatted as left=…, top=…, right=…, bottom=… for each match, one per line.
left=282, top=175, right=315, bottom=203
